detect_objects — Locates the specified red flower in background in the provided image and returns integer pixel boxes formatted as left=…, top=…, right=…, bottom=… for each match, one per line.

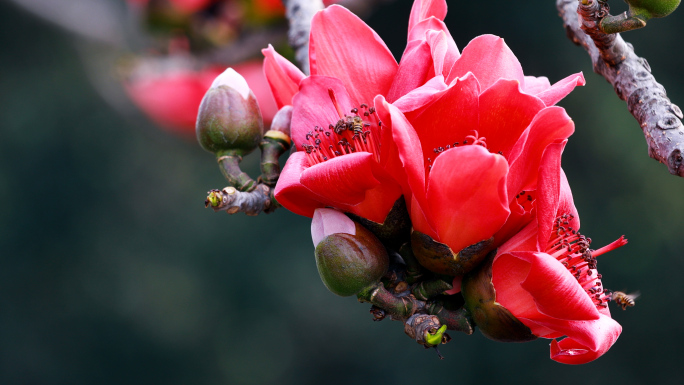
left=125, top=61, right=277, bottom=135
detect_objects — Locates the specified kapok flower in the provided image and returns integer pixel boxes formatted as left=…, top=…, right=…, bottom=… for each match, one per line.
left=270, top=4, right=415, bottom=222
left=461, top=153, right=625, bottom=364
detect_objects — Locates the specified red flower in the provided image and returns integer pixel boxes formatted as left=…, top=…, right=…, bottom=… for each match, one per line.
left=125, top=61, right=277, bottom=135
left=269, top=0, right=583, bottom=234
left=375, top=34, right=583, bottom=255
left=488, top=147, right=625, bottom=364
left=270, top=4, right=407, bottom=222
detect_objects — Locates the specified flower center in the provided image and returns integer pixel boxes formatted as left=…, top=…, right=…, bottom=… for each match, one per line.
left=545, top=214, right=628, bottom=310
left=426, top=130, right=499, bottom=172
left=301, top=89, right=382, bottom=166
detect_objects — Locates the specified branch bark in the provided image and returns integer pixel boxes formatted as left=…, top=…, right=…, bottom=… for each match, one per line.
left=205, top=185, right=278, bottom=216
left=557, top=0, right=684, bottom=176
left=282, top=0, right=324, bottom=75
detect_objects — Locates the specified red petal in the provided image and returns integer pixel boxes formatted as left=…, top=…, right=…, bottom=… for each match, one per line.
left=533, top=72, right=585, bottom=106
left=446, top=35, right=525, bottom=91
left=506, top=106, right=575, bottom=202
left=274, top=152, right=327, bottom=217
left=408, top=0, right=448, bottom=32
left=291, top=76, right=353, bottom=150
left=477, top=79, right=546, bottom=158
left=386, top=40, right=433, bottom=103
left=309, top=5, right=397, bottom=105
left=535, top=140, right=567, bottom=251
left=519, top=251, right=600, bottom=321
left=522, top=76, right=551, bottom=95
left=406, top=18, right=459, bottom=78
left=550, top=317, right=621, bottom=364
left=300, top=152, right=381, bottom=207
left=262, top=45, right=305, bottom=108
left=375, top=96, right=427, bottom=210
left=407, top=73, right=480, bottom=165
left=557, top=168, right=580, bottom=229
left=392, top=75, right=448, bottom=114
left=426, top=146, right=510, bottom=253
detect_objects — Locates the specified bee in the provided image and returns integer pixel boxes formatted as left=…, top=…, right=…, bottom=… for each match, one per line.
left=351, top=116, right=364, bottom=136
left=611, top=291, right=640, bottom=310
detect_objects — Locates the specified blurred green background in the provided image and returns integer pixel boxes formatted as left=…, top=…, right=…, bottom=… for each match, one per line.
left=2, top=0, right=684, bottom=384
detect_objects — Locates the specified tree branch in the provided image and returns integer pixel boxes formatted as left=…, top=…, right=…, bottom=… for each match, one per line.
left=282, top=0, right=324, bottom=74
left=205, top=185, right=278, bottom=216
left=557, top=0, right=684, bottom=176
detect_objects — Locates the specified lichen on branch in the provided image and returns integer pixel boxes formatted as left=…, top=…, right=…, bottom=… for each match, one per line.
left=557, top=0, right=684, bottom=176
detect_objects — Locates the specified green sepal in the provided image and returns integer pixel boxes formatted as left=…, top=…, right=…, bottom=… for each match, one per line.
left=345, top=196, right=411, bottom=251
left=461, top=251, right=537, bottom=342
left=411, top=231, right=495, bottom=276
left=315, top=223, right=389, bottom=297
left=196, top=86, right=264, bottom=158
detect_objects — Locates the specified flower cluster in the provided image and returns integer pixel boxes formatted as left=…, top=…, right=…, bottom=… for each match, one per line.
left=256, top=0, right=626, bottom=364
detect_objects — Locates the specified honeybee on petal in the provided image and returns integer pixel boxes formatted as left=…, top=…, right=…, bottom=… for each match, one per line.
left=611, top=291, right=640, bottom=310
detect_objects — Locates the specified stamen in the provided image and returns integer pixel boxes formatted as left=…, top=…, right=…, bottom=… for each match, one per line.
left=302, top=100, right=381, bottom=166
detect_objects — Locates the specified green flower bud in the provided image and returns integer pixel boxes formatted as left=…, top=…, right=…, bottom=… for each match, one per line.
left=196, top=68, right=264, bottom=157
left=313, top=209, right=389, bottom=297
left=460, top=252, right=537, bottom=343
left=627, top=0, right=680, bottom=19
left=411, top=230, right=495, bottom=277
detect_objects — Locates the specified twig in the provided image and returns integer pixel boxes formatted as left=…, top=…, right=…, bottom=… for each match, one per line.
left=205, top=185, right=278, bottom=216
left=557, top=0, right=684, bottom=176
left=282, top=0, right=324, bottom=74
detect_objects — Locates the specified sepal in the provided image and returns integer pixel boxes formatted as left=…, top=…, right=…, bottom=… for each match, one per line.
left=314, top=218, right=389, bottom=297
left=411, top=230, right=495, bottom=276
left=461, top=252, right=537, bottom=342
left=196, top=68, right=264, bottom=157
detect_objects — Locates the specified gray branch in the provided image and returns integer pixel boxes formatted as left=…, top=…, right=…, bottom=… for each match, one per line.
left=282, top=0, right=324, bottom=75
left=557, top=0, right=684, bottom=176
left=206, top=185, right=277, bottom=216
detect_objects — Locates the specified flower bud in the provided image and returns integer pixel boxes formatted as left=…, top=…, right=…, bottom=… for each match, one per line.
left=627, top=0, right=680, bottom=18
left=411, top=230, right=495, bottom=277
left=460, top=253, right=537, bottom=342
left=312, top=209, right=389, bottom=297
left=196, top=68, right=264, bottom=157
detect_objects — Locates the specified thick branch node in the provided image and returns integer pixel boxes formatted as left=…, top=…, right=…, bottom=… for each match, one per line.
left=206, top=184, right=276, bottom=216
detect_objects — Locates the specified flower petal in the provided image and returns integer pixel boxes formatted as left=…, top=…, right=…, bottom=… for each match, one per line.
left=311, top=208, right=356, bottom=247
left=392, top=75, right=448, bottom=114
left=406, top=73, right=480, bottom=164
left=535, top=140, right=567, bottom=251
left=477, top=78, right=546, bottom=158
left=519, top=251, right=601, bottom=321
left=549, top=318, right=622, bottom=365
left=274, top=152, right=327, bottom=217
left=291, top=76, right=353, bottom=149
left=386, top=40, right=433, bottom=103
left=300, top=152, right=380, bottom=207
left=309, top=5, right=397, bottom=105
left=558, top=168, right=580, bottom=229
left=446, top=35, right=525, bottom=91
left=408, top=0, right=448, bottom=32
left=406, top=17, right=459, bottom=78
left=262, top=45, right=306, bottom=108
left=506, top=106, right=575, bottom=201
left=426, top=145, right=510, bottom=252
left=534, top=72, right=585, bottom=107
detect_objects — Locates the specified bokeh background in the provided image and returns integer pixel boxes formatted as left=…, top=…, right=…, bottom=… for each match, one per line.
left=2, top=0, right=684, bottom=384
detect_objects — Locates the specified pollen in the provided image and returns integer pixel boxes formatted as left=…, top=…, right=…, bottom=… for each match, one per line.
left=545, top=214, right=628, bottom=310
left=302, top=89, right=381, bottom=166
